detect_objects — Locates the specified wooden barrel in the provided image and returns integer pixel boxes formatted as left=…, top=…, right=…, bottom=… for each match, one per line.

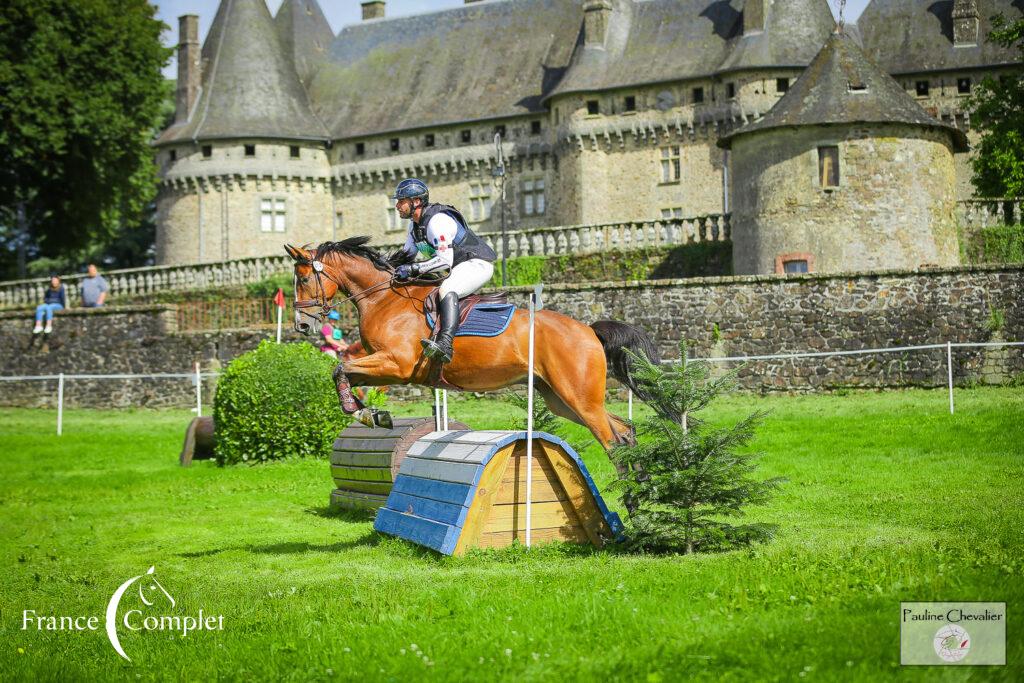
left=329, top=416, right=469, bottom=511
left=179, top=416, right=216, bottom=466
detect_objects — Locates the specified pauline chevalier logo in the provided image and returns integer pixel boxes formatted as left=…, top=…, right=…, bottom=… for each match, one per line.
left=22, top=565, right=224, bottom=662
left=900, top=601, right=1004, bottom=666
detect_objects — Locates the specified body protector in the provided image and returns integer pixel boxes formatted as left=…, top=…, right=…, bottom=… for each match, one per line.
left=402, top=204, right=497, bottom=276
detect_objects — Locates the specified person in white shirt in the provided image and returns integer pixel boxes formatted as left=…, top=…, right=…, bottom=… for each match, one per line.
left=392, top=178, right=496, bottom=363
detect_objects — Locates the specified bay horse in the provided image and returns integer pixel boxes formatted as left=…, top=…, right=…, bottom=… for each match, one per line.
left=284, top=237, right=661, bottom=456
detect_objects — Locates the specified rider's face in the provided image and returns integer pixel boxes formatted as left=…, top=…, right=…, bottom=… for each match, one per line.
left=396, top=198, right=416, bottom=220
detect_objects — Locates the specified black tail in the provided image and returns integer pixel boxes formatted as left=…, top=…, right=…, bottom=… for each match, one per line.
left=591, top=320, right=677, bottom=421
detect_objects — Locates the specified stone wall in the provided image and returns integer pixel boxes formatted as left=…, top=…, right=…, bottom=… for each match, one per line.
left=0, top=266, right=1020, bottom=408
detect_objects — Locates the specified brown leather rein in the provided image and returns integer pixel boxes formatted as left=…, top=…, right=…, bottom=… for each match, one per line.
left=292, top=253, right=396, bottom=324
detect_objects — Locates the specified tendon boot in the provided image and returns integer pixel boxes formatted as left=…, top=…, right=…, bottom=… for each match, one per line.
left=421, top=292, right=458, bottom=364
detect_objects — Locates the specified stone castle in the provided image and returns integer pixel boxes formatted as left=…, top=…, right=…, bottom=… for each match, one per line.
left=154, top=0, right=1022, bottom=274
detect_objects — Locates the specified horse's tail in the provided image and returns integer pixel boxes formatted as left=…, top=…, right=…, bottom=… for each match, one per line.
left=590, top=321, right=678, bottom=422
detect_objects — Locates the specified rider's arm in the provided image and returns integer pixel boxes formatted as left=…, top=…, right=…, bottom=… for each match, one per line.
left=401, top=227, right=417, bottom=257
left=415, top=213, right=458, bottom=274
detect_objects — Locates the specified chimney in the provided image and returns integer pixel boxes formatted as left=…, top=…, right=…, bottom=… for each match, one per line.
left=361, top=1, right=385, bottom=20
left=744, top=0, right=767, bottom=35
left=175, top=15, right=200, bottom=124
left=952, top=0, right=979, bottom=46
left=583, top=0, right=613, bottom=46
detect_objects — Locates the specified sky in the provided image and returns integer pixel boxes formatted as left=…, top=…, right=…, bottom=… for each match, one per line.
left=154, top=0, right=872, bottom=78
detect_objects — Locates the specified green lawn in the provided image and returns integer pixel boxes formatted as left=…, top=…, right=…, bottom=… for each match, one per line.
left=1, top=388, right=1021, bottom=681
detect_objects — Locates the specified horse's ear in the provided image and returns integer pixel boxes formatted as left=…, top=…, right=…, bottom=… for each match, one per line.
left=284, top=244, right=305, bottom=262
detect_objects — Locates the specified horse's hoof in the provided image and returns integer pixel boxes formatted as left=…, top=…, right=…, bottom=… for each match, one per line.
left=372, top=410, right=394, bottom=430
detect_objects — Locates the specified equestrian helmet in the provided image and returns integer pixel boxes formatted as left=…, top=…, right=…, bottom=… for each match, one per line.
left=393, top=178, right=429, bottom=202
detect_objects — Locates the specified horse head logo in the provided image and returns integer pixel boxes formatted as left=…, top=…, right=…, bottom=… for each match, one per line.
left=105, top=566, right=175, bottom=662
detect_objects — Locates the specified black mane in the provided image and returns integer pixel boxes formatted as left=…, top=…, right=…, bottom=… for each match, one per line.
left=314, top=236, right=413, bottom=271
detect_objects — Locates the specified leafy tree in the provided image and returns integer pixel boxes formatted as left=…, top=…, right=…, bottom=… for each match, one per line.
left=0, top=0, right=173, bottom=276
left=969, top=13, right=1024, bottom=198
left=611, top=343, right=784, bottom=554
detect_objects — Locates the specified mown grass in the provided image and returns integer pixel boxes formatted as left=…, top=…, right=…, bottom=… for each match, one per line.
left=0, top=388, right=1021, bottom=681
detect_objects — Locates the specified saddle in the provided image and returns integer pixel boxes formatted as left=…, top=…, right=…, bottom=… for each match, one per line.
left=423, top=290, right=511, bottom=336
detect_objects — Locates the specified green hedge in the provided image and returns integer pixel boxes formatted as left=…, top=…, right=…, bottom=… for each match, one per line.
left=965, top=224, right=1024, bottom=264
left=213, top=340, right=348, bottom=465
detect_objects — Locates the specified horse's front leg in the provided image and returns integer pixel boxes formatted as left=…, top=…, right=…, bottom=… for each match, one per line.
left=333, top=351, right=410, bottom=429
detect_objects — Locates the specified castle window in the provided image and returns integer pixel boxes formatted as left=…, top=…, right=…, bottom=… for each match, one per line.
left=385, top=205, right=401, bottom=232
left=818, top=146, right=839, bottom=188
left=586, top=100, right=600, bottom=115
left=915, top=80, right=930, bottom=97
left=660, top=207, right=683, bottom=220
left=390, top=138, right=399, bottom=152
left=201, top=145, right=212, bottom=158
left=334, top=210, right=343, bottom=232
left=660, top=146, right=681, bottom=183
left=244, top=144, right=256, bottom=157
left=494, top=124, right=506, bottom=138
left=783, top=259, right=809, bottom=274
left=260, top=198, right=287, bottom=233
left=461, top=130, right=472, bottom=143
left=521, top=178, right=545, bottom=215
left=726, top=82, right=736, bottom=99
left=469, top=181, right=493, bottom=222
left=355, top=142, right=365, bottom=156
left=290, top=145, right=300, bottom=158
left=624, top=95, right=636, bottom=112
left=169, top=150, right=177, bottom=162
left=692, top=87, right=704, bottom=104
left=424, top=133, right=435, bottom=148
left=776, top=77, right=789, bottom=93
left=957, top=78, right=971, bottom=94
left=531, top=120, right=542, bottom=135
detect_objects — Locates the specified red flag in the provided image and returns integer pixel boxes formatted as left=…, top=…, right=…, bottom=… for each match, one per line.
left=273, top=288, right=285, bottom=308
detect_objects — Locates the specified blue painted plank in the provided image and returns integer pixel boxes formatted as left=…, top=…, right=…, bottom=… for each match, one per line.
left=391, top=476, right=475, bottom=507
left=385, top=491, right=470, bottom=528
left=374, top=508, right=457, bottom=555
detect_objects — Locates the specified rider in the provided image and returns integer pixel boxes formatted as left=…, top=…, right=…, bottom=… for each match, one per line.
left=392, top=178, right=497, bottom=363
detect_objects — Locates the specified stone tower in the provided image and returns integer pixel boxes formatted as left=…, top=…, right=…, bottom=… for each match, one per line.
left=719, top=30, right=968, bottom=275
left=153, top=0, right=332, bottom=265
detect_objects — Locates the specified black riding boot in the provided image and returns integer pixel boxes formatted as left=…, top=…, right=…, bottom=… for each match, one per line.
left=422, top=292, right=458, bottom=363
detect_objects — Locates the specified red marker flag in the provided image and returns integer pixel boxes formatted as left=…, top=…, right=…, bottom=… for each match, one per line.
left=273, top=288, right=285, bottom=308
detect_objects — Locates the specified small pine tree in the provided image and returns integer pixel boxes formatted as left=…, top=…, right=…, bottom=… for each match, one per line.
left=503, top=391, right=591, bottom=455
left=611, top=341, right=784, bottom=554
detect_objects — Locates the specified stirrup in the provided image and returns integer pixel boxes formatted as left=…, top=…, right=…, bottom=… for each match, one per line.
left=421, top=338, right=453, bottom=364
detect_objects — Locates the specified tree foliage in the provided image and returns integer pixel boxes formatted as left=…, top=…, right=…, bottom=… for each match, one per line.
left=969, top=13, right=1024, bottom=198
left=611, top=343, right=784, bottom=554
left=0, top=0, right=172, bottom=271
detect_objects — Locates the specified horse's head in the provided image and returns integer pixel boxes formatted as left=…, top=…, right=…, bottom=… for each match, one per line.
left=284, top=243, right=336, bottom=336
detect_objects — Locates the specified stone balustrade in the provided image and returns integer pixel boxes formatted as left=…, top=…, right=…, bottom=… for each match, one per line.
left=957, top=198, right=1023, bottom=229
left=0, top=215, right=731, bottom=309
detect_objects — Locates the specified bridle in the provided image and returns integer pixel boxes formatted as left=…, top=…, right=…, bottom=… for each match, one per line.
left=292, top=251, right=398, bottom=327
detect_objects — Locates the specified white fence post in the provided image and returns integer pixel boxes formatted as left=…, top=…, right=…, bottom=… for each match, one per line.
left=195, top=361, right=202, bottom=417
left=947, top=341, right=954, bottom=415
left=57, top=373, right=64, bottom=436
left=434, top=389, right=441, bottom=431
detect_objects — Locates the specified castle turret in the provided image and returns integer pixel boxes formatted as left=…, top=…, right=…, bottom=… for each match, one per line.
left=275, top=0, right=334, bottom=86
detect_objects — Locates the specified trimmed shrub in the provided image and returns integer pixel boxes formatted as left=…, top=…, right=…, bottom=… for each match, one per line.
left=213, top=340, right=348, bottom=465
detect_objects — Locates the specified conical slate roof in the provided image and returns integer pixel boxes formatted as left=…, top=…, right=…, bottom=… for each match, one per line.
left=719, top=30, right=969, bottom=151
left=157, top=0, right=327, bottom=145
left=275, top=0, right=334, bottom=86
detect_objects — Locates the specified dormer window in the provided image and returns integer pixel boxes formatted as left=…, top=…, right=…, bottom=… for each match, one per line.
left=290, top=145, right=300, bottom=158
left=915, top=80, right=930, bottom=97
left=586, top=100, right=600, bottom=115
left=848, top=81, right=867, bottom=93
left=355, top=142, right=365, bottom=156
left=424, top=133, right=435, bottom=148
left=461, top=130, right=472, bottom=143
left=244, top=144, right=256, bottom=157
left=201, top=145, right=212, bottom=158
left=776, top=78, right=789, bottom=93
left=624, top=95, right=636, bottom=112
left=390, top=138, right=399, bottom=152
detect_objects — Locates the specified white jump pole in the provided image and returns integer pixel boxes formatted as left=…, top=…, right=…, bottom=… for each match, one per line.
left=57, top=372, right=64, bottom=436
left=434, top=389, right=441, bottom=431
left=276, top=305, right=283, bottom=344
left=947, top=341, right=954, bottom=415
left=442, top=389, right=449, bottom=431
left=195, top=361, right=202, bottom=417
left=525, top=284, right=542, bottom=549
left=628, top=389, right=633, bottom=422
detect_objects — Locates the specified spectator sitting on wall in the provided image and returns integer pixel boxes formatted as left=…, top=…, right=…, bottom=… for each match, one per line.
left=80, top=263, right=109, bottom=308
left=33, top=275, right=67, bottom=334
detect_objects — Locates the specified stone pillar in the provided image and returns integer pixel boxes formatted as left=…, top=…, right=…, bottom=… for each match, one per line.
left=361, top=1, right=385, bottom=20
left=175, top=15, right=200, bottom=123
left=583, top=0, right=612, bottom=46
left=953, top=0, right=979, bottom=46
left=744, top=0, right=767, bottom=35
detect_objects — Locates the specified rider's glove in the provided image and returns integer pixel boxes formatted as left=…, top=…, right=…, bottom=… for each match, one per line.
left=394, top=264, right=416, bottom=281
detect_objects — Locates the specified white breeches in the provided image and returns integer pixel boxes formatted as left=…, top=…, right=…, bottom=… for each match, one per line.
left=439, top=259, right=494, bottom=298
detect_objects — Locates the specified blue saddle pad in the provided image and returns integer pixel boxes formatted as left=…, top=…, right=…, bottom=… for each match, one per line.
left=426, top=303, right=516, bottom=338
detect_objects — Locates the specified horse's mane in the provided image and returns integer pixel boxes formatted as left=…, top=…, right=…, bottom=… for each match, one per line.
left=314, top=236, right=414, bottom=271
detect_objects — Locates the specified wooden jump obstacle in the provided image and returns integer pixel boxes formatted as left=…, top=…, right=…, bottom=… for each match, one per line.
left=179, top=416, right=216, bottom=466
left=374, top=430, right=623, bottom=555
left=330, top=417, right=468, bottom=511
